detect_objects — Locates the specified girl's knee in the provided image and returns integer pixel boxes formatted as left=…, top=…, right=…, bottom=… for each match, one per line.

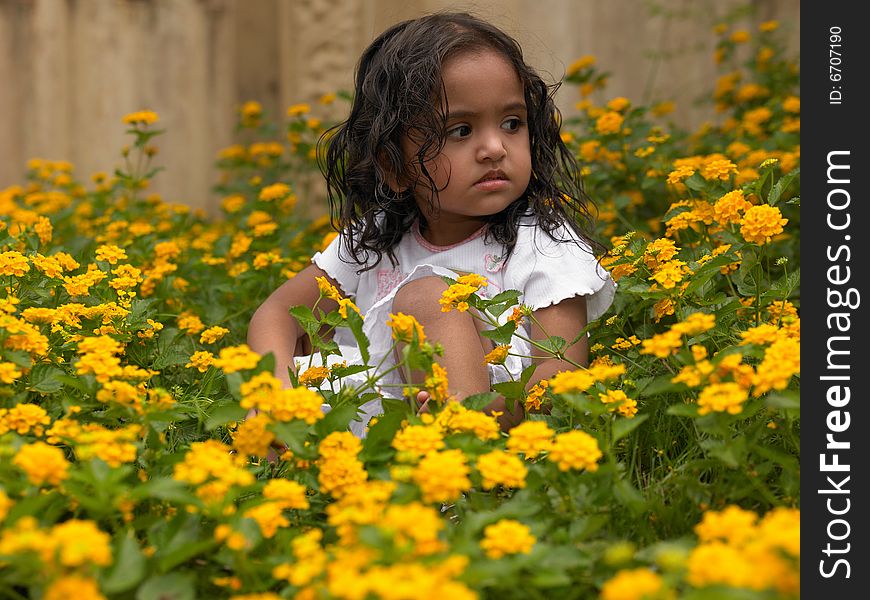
left=392, top=276, right=448, bottom=316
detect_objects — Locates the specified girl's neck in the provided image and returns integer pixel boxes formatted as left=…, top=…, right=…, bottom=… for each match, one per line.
left=413, top=219, right=487, bottom=250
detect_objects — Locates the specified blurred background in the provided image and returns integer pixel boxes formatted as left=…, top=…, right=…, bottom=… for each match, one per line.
left=0, top=0, right=799, bottom=215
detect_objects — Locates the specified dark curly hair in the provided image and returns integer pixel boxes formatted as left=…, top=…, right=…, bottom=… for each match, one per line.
left=318, top=11, right=600, bottom=272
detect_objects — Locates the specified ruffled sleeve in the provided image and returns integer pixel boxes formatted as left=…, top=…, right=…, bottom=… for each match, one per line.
left=508, top=222, right=616, bottom=322
left=311, top=232, right=364, bottom=297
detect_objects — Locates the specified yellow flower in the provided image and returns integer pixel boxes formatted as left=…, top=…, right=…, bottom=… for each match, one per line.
left=649, top=259, right=690, bottom=289
left=50, top=519, right=113, bottom=567
left=200, top=326, right=229, bottom=344
left=315, top=275, right=343, bottom=301
left=287, top=103, right=311, bottom=117
left=259, top=182, right=291, bottom=201
left=222, top=194, right=246, bottom=213
left=695, top=505, right=758, bottom=545
left=298, top=365, right=329, bottom=387
left=233, top=413, right=276, bottom=457
left=317, top=431, right=367, bottom=498
left=338, top=297, right=360, bottom=319
left=44, top=575, right=107, bottom=600
left=596, top=111, right=624, bottom=135
left=729, top=30, right=750, bottom=43
left=752, top=337, right=799, bottom=395
left=524, top=379, right=549, bottom=412
left=263, top=478, right=310, bottom=510
left=483, top=344, right=510, bottom=365
left=599, top=389, right=638, bottom=417
left=782, top=96, right=800, bottom=113
left=547, top=430, right=602, bottom=471
left=701, top=158, right=738, bottom=181
left=439, top=281, right=481, bottom=312
left=215, top=345, right=261, bottom=373
left=122, top=110, right=159, bottom=125
left=476, top=450, right=527, bottom=489
left=95, top=244, right=127, bottom=265
left=606, top=97, right=631, bottom=112
left=387, top=312, right=426, bottom=343
left=13, top=441, right=70, bottom=486
left=740, top=204, right=788, bottom=244
left=244, top=502, right=290, bottom=538
left=392, top=424, right=445, bottom=457
left=0, top=361, right=23, bottom=384
left=178, top=313, right=205, bottom=335
left=601, top=568, right=667, bottom=600
left=759, top=20, right=779, bottom=32
left=566, top=54, right=596, bottom=76
left=186, top=350, right=215, bottom=373
left=713, top=189, right=752, bottom=225
left=0, top=251, right=31, bottom=276
left=412, top=449, right=471, bottom=503
left=480, top=519, right=536, bottom=559
left=697, top=382, right=749, bottom=415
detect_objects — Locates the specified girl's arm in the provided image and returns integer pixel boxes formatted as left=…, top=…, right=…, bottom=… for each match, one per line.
left=527, top=294, right=589, bottom=388
left=247, top=264, right=341, bottom=388
left=475, top=295, right=589, bottom=431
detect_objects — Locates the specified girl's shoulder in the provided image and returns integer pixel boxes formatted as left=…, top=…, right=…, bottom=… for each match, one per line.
left=514, top=215, right=595, bottom=257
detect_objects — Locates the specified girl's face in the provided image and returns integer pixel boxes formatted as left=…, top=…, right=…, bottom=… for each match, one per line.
left=401, top=48, right=532, bottom=245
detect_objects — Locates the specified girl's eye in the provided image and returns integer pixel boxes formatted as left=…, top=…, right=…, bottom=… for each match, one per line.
left=447, top=124, right=472, bottom=139
left=502, top=117, right=524, bottom=132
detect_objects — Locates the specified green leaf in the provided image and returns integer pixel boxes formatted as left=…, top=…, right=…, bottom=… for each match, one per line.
left=271, top=420, right=313, bottom=457
left=637, top=375, right=685, bottom=397
left=481, top=321, right=517, bottom=345
left=345, top=308, right=370, bottom=364
left=767, top=167, right=800, bottom=206
left=152, top=349, right=190, bottom=369
left=537, top=336, right=566, bottom=356
left=157, top=539, right=217, bottom=573
left=28, top=363, right=67, bottom=393
left=224, top=371, right=243, bottom=400
left=612, top=478, right=647, bottom=514
left=315, top=402, right=359, bottom=437
left=330, top=364, right=371, bottom=379
left=289, top=304, right=320, bottom=338
left=101, top=533, right=146, bottom=594
left=520, top=363, right=539, bottom=386
left=3, top=349, right=32, bottom=369
left=361, top=408, right=405, bottom=462
left=529, top=570, right=573, bottom=588
left=612, top=414, right=649, bottom=443
left=135, top=572, right=195, bottom=600
left=492, top=380, right=525, bottom=400
left=765, top=391, right=800, bottom=410
left=770, top=268, right=800, bottom=297
left=682, top=172, right=708, bottom=193
left=205, top=402, right=247, bottom=431
left=487, top=289, right=523, bottom=305
left=130, top=478, right=201, bottom=506
left=666, top=403, right=700, bottom=417
left=463, top=392, right=500, bottom=411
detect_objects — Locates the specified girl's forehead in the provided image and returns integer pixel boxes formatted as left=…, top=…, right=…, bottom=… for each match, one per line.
left=440, top=49, right=524, bottom=102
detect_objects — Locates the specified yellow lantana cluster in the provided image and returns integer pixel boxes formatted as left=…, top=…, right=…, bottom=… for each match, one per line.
left=480, top=519, right=536, bottom=559
left=686, top=506, right=799, bottom=595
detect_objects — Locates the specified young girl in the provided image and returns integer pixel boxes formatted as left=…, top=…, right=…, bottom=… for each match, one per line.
left=247, top=12, right=615, bottom=437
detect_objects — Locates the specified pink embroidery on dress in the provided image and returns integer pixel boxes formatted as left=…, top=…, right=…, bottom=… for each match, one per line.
left=376, top=268, right=406, bottom=301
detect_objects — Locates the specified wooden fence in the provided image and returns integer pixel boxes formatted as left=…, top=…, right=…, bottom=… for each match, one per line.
left=0, top=0, right=799, bottom=214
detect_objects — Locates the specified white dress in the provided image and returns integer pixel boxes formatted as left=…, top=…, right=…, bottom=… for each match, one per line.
left=303, top=218, right=616, bottom=437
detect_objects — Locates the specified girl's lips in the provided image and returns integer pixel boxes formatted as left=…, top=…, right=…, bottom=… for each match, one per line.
left=474, top=178, right=510, bottom=191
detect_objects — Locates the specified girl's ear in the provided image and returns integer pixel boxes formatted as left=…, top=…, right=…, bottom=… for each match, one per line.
left=378, top=151, right=408, bottom=194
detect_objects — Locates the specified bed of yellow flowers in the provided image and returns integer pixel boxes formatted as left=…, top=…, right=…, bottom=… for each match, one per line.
left=1, top=21, right=798, bottom=600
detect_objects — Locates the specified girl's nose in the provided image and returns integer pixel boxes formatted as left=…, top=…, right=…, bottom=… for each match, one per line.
left=477, top=130, right=508, bottom=162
